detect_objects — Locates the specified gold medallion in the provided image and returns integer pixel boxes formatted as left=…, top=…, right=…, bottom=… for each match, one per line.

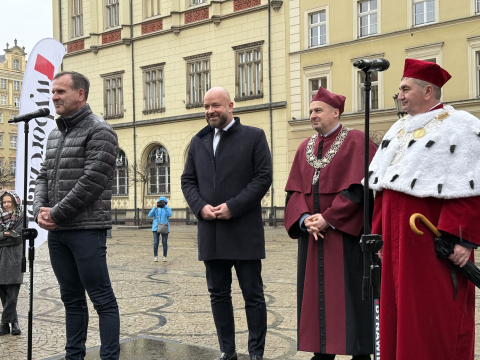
left=437, top=112, right=450, bottom=121
left=413, top=128, right=426, bottom=139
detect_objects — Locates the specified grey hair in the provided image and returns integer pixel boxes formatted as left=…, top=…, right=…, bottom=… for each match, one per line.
left=402, top=77, right=442, bottom=100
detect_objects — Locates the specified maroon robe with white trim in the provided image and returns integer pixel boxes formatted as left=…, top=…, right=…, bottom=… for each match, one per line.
left=285, top=124, right=377, bottom=355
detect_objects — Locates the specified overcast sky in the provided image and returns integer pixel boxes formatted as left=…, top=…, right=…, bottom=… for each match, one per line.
left=0, top=0, right=53, bottom=59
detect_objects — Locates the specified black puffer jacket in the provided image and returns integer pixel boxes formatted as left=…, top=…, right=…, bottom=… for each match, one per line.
left=33, top=104, right=118, bottom=230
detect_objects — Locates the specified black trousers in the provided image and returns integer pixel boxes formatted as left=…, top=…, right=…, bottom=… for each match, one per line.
left=204, top=259, right=267, bottom=357
left=0, top=284, right=20, bottom=324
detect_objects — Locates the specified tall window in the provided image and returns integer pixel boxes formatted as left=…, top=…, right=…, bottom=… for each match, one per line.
left=113, top=150, right=128, bottom=196
left=477, top=52, right=480, bottom=97
left=0, top=79, right=5, bottom=89
left=414, top=0, right=435, bottom=26
left=0, top=113, right=2, bottom=123
left=102, top=72, right=124, bottom=119
left=309, top=77, right=327, bottom=101
left=477, top=0, right=480, bottom=13
left=13, top=81, right=20, bottom=91
left=142, top=64, right=165, bottom=114
left=13, top=59, right=19, bottom=70
left=10, top=135, right=17, bottom=149
left=309, top=10, right=326, bottom=48
left=234, top=42, right=263, bottom=101
left=359, top=0, right=377, bottom=37
left=72, top=0, right=83, bottom=37
left=106, top=0, right=119, bottom=29
left=14, top=97, right=19, bottom=107
left=185, top=53, right=211, bottom=108
left=148, top=146, right=170, bottom=195
left=0, top=135, right=3, bottom=147
left=10, top=161, right=15, bottom=175
left=359, top=71, right=378, bottom=110
left=144, top=0, right=160, bottom=18
left=1, top=96, right=6, bottom=106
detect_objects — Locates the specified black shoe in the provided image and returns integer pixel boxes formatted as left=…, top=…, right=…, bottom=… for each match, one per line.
left=216, top=353, right=237, bottom=360
left=251, top=356, right=263, bottom=360
left=0, top=323, right=10, bottom=336
left=11, top=322, right=21, bottom=335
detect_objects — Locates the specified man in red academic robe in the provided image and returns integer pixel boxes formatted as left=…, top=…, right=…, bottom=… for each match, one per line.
left=368, top=59, right=480, bottom=360
left=284, top=87, right=376, bottom=360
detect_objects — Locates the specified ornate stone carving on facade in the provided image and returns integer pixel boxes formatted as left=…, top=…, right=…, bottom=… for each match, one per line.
left=185, top=7, right=209, bottom=24
left=234, top=0, right=261, bottom=12
left=90, top=46, right=99, bottom=55
left=171, top=26, right=181, bottom=36
left=67, top=39, right=85, bottom=53
left=142, top=18, right=163, bottom=35
left=142, top=108, right=166, bottom=115
left=102, top=29, right=122, bottom=45
left=270, top=0, right=283, bottom=12
left=212, top=15, right=221, bottom=27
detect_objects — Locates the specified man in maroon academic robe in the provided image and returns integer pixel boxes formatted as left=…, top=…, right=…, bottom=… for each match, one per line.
left=284, top=87, right=376, bottom=360
left=368, top=59, right=480, bottom=360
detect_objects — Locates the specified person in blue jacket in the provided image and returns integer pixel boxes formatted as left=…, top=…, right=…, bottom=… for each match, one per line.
left=148, top=196, right=172, bottom=262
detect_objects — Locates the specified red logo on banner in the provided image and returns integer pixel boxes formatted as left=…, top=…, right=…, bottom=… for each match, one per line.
left=34, top=54, right=55, bottom=81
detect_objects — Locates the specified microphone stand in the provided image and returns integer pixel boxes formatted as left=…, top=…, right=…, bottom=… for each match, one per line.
left=358, top=70, right=383, bottom=360
left=9, top=116, right=39, bottom=360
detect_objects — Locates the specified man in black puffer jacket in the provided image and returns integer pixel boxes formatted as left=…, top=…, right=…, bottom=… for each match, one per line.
left=33, top=71, right=120, bottom=360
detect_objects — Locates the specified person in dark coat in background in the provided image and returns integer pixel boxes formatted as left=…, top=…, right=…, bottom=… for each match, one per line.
left=0, top=190, right=24, bottom=336
left=181, top=87, right=272, bottom=360
left=284, top=87, right=376, bottom=360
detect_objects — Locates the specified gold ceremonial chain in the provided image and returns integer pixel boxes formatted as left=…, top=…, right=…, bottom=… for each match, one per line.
left=391, top=110, right=451, bottom=166
left=306, top=127, right=352, bottom=185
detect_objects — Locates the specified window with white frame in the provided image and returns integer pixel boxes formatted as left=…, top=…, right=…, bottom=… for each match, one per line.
left=233, top=42, right=263, bottom=101
left=309, top=77, right=327, bottom=101
left=191, top=0, right=206, bottom=5
left=148, top=145, right=170, bottom=195
left=0, top=79, right=5, bottom=89
left=0, top=113, right=2, bottom=123
left=309, top=10, right=327, bottom=48
left=10, top=160, right=15, bottom=175
left=113, top=149, right=128, bottom=196
left=72, top=0, right=83, bottom=37
left=13, top=81, right=20, bottom=91
left=102, top=71, right=124, bottom=119
left=144, top=0, right=160, bottom=18
left=359, top=71, right=379, bottom=110
left=359, top=0, right=377, bottom=37
left=0, top=135, right=2, bottom=147
left=185, top=53, right=211, bottom=108
left=106, top=0, right=119, bottom=29
left=477, top=0, right=480, bottom=13
left=142, top=63, right=165, bottom=114
left=10, top=135, right=17, bottom=149
left=1, top=96, right=6, bottom=106
left=414, top=0, right=435, bottom=26
left=13, top=59, right=19, bottom=70
left=14, top=97, right=19, bottom=107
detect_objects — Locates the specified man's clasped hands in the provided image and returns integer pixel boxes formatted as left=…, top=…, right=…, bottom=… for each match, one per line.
left=304, top=214, right=330, bottom=240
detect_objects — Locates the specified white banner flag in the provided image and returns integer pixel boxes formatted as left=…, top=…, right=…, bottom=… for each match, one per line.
left=14, top=38, right=66, bottom=248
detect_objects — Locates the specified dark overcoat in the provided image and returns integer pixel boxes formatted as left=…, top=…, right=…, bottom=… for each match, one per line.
left=0, top=215, right=24, bottom=285
left=181, top=117, right=272, bottom=261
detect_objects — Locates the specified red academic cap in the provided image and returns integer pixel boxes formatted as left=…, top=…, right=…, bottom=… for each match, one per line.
left=403, top=59, right=451, bottom=88
left=311, top=87, right=346, bottom=115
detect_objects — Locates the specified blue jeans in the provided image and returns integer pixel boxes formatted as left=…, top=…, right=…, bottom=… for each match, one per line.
left=153, top=232, right=168, bottom=257
left=48, top=229, right=120, bottom=360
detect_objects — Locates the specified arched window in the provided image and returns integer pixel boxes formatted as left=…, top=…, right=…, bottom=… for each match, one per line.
left=13, top=59, right=19, bottom=71
left=113, top=150, right=128, bottom=196
left=148, top=145, right=170, bottom=195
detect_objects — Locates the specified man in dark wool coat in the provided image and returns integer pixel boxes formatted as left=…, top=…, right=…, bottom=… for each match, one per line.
left=284, top=87, right=376, bottom=360
left=181, top=87, right=272, bottom=360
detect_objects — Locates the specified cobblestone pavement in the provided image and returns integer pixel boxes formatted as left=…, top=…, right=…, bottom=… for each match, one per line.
left=1, top=226, right=480, bottom=360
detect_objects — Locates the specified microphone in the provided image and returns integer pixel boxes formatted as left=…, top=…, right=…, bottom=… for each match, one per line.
left=353, top=58, right=390, bottom=72
left=9, top=108, right=50, bottom=123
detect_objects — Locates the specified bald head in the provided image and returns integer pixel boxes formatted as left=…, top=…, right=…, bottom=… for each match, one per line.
left=204, top=87, right=234, bottom=130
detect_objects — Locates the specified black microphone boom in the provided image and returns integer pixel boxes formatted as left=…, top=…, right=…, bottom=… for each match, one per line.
left=9, top=108, right=50, bottom=123
left=353, top=58, right=390, bottom=72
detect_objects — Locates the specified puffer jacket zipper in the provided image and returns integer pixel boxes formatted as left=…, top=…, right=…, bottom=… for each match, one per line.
left=53, top=129, right=67, bottom=206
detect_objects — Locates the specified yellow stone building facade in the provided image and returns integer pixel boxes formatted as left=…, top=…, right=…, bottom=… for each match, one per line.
left=288, top=0, right=480, bottom=160
left=0, top=40, right=25, bottom=189
left=52, top=0, right=289, bottom=215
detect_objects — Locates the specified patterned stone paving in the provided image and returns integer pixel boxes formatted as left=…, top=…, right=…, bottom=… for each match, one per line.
left=0, top=226, right=479, bottom=360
